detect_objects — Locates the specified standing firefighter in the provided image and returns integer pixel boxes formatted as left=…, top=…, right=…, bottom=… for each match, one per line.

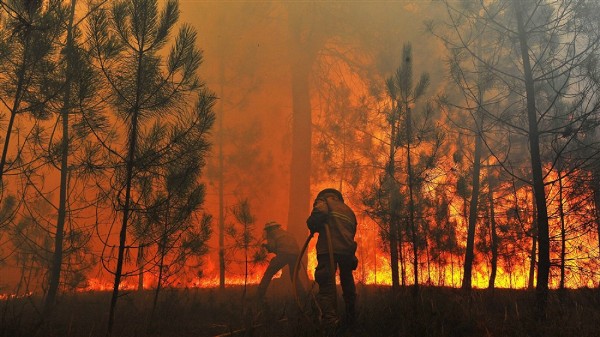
left=307, top=188, right=358, bottom=332
left=257, top=221, right=303, bottom=300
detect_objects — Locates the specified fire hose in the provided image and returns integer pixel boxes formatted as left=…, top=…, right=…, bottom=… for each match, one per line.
left=214, top=211, right=337, bottom=337
left=293, top=211, right=337, bottom=326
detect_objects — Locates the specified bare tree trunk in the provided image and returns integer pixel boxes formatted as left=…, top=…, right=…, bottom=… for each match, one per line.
left=426, top=239, right=431, bottom=285
left=44, top=0, right=77, bottom=314
left=218, top=64, right=226, bottom=289
left=528, top=199, right=537, bottom=290
left=514, top=2, right=551, bottom=314
left=488, top=172, right=498, bottom=290
left=405, top=103, right=418, bottom=293
left=593, top=173, right=600, bottom=286
left=399, top=223, right=406, bottom=286
left=243, top=241, right=248, bottom=301
left=137, top=246, right=144, bottom=291
left=558, top=171, right=566, bottom=290
left=388, top=103, right=400, bottom=290
left=152, top=206, right=169, bottom=318
left=462, top=110, right=483, bottom=291
left=286, top=9, right=314, bottom=243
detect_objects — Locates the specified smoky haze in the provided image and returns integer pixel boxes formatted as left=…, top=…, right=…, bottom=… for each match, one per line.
left=0, top=0, right=445, bottom=290
left=181, top=0, right=446, bottom=280
left=2, top=0, right=599, bottom=299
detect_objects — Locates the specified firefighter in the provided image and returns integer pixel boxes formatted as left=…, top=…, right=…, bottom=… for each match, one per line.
left=257, top=221, right=303, bottom=300
left=307, top=188, right=358, bottom=333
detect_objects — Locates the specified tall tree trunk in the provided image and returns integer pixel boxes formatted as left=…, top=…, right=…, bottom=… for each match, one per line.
left=388, top=103, right=400, bottom=291
left=488, top=172, right=498, bottom=290
left=286, top=5, right=319, bottom=244
left=137, top=246, right=144, bottom=291
left=514, top=0, right=551, bottom=315
left=399, top=222, right=406, bottom=286
left=218, top=63, right=225, bottom=289
left=108, top=47, right=144, bottom=337
left=462, top=101, right=483, bottom=291
left=287, top=59, right=312, bottom=242
left=528, top=199, right=537, bottom=290
left=593, top=172, right=600, bottom=286
left=243, top=237, right=248, bottom=301
left=405, top=103, right=418, bottom=292
left=108, top=107, right=140, bottom=336
left=152, top=204, right=169, bottom=318
left=558, top=170, right=566, bottom=290
left=44, top=0, right=77, bottom=314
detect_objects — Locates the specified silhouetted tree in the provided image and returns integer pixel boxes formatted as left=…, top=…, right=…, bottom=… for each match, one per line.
left=227, top=198, right=259, bottom=301
left=436, top=0, right=600, bottom=313
left=391, top=43, right=432, bottom=292
left=43, top=0, right=108, bottom=313
left=0, top=0, right=63, bottom=190
left=86, top=0, right=214, bottom=333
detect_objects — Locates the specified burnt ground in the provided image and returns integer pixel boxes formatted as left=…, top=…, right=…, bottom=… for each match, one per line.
left=2, top=282, right=600, bottom=337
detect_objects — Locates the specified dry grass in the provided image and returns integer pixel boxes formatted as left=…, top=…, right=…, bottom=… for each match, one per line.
left=2, top=282, right=600, bottom=337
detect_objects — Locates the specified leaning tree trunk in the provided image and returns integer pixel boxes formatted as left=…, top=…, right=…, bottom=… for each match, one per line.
left=514, top=0, right=551, bottom=316
left=0, top=30, right=31, bottom=186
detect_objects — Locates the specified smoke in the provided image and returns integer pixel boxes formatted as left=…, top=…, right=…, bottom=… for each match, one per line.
left=179, top=0, right=447, bottom=279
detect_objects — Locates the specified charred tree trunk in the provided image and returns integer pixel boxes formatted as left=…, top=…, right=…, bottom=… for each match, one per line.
left=594, top=173, right=600, bottom=283
left=462, top=165, right=480, bottom=290
left=528, top=199, right=537, bottom=290
left=462, top=99, right=483, bottom=291
left=488, top=172, right=498, bottom=290
left=399, top=222, right=406, bottom=286
left=405, top=103, right=418, bottom=292
left=558, top=171, right=566, bottom=290
left=137, top=246, right=144, bottom=291
left=388, top=102, right=400, bottom=291
left=218, top=64, right=226, bottom=289
left=514, top=0, right=551, bottom=315
left=152, top=203, right=170, bottom=318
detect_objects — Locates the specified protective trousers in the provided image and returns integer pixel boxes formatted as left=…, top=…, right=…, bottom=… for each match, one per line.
left=257, top=253, right=300, bottom=298
left=314, top=253, right=356, bottom=327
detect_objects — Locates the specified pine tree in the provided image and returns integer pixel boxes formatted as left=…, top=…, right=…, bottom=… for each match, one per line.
left=86, top=0, right=214, bottom=333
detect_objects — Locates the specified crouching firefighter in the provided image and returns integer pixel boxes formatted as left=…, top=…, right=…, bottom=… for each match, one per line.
left=307, top=188, right=358, bottom=332
left=257, top=221, right=306, bottom=301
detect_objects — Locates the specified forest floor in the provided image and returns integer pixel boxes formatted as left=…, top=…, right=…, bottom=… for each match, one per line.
left=2, top=282, right=600, bottom=337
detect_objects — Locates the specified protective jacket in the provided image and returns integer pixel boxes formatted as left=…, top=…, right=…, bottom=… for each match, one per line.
left=307, top=197, right=357, bottom=255
left=264, top=227, right=300, bottom=255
